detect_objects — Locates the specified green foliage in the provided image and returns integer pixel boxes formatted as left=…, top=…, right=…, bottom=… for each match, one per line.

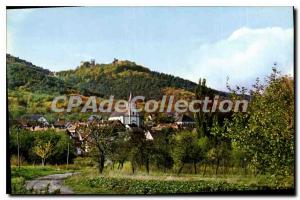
left=77, top=120, right=126, bottom=173
left=7, top=55, right=72, bottom=94
left=65, top=175, right=289, bottom=194
left=73, top=157, right=96, bottom=167
left=11, top=166, right=68, bottom=180
left=11, top=177, right=28, bottom=194
left=172, top=131, right=202, bottom=174
left=226, top=69, right=294, bottom=176
left=57, top=60, right=199, bottom=99
left=151, top=128, right=174, bottom=171
left=7, top=54, right=203, bottom=100
left=195, top=78, right=208, bottom=137
left=10, top=129, right=76, bottom=165
left=8, top=54, right=295, bottom=191
left=33, top=140, right=53, bottom=166
left=124, top=128, right=152, bottom=174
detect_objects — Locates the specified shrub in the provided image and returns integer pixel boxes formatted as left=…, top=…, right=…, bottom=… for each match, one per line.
left=11, top=177, right=29, bottom=194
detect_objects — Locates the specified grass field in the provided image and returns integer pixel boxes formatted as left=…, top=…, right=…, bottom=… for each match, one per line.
left=11, top=165, right=74, bottom=180
left=10, top=164, right=294, bottom=194
left=64, top=167, right=294, bottom=194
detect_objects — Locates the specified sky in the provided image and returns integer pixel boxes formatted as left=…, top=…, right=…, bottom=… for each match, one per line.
left=7, top=7, right=294, bottom=91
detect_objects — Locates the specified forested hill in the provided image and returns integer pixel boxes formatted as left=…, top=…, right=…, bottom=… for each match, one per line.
left=7, top=54, right=227, bottom=99
left=56, top=59, right=200, bottom=99
left=7, top=54, right=74, bottom=94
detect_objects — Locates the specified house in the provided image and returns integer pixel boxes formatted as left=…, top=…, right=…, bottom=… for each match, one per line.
left=87, top=115, right=102, bottom=123
left=53, top=118, right=66, bottom=129
left=145, top=130, right=154, bottom=140
left=108, top=93, right=142, bottom=127
left=66, top=120, right=126, bottom=155
left=125, top=124, right=154, bottom=141
left=175, top=114, right=196, bottom=127
left=66, top=123, right=84, bottom=155
left=151, top=123, right=178, bottom=131
left=21, top=114, right=49, bottom=129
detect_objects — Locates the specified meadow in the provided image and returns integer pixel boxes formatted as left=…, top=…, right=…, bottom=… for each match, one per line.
left=64, top=164, right=294, bottom=194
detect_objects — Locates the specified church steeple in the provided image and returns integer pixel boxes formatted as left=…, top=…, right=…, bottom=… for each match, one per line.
left=128, top=92, right=132, bottom=102
left=128, top=92, right=132, bottom=122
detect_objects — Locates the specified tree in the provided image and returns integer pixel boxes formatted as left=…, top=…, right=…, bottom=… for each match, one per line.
left=197, top=136, right=210, bottom=175
left=226, top=68, right=294, bottom=176
left=194, top=78, right=217, bottom=138
left=10, top=129, right=75, bottom=165
left=209, top=116, right=232, bottom=175
left=152, top=128, right=174, bottom=172
left=77, top=121, right=125, bottom=174
left=172, top=131, right=201, bottom=174
left=51, top=132, right=76, bottom=165
left=125, top=128, right=151, bottom=174
left=33, top=140, right=53, bottom=166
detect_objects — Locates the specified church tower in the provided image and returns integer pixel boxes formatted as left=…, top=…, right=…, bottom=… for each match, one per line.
left=127, top=92, right=140, bottom=126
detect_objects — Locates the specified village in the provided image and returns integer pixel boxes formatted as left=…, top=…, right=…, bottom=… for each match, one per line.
left=7, top=6, right=294, bottom=195
left=17, top=93, right=196, bottom=156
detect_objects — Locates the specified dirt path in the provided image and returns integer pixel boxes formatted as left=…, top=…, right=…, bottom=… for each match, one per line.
left=26, top=172, right=77, bottom=194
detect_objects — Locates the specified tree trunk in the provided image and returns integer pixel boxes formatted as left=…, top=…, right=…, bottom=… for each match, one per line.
left=131, top=162, right=135, bottom=174
left=215, top=158, right=220, bottom=175
left=177, top=163, right=184, bottom=175
left=121, top=161, right=124, bottom=170
left=146, top=158, right=150, bottom=174
left=17, top=131, right=20, bottom=169
left=194, top=161, right=197, bottom=174
left=98, top=153, right=105, bottom=174
left=67, top=142, right=69, bottom=166
left=42, top=159, right=45, bottom=166
left=203, top=163, right=207, bottom=176
left=164, top=156, right=167, bottom=173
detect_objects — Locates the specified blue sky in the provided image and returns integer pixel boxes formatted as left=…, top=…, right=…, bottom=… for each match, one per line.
left=7, top=7, right=293, bottom=91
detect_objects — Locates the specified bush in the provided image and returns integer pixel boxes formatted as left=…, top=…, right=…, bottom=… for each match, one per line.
left=11, top=177, right=29, bottom=194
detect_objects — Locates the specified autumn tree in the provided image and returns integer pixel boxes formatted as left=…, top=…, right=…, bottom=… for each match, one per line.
left=33, top=140, right=53, bottom=166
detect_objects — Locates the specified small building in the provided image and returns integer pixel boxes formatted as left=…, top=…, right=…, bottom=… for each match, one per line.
left=53, top=118, right=66, bottom=129
left=175, top=114, right=196, bottom=127
left=66, top=123, right=83, bottom=155
left=21, top=114, right=49, bottom=128
left=108, top=93, right=142, bottom=127
left=87, top=115, right=101, bottom=123
left=145, top=130, right=154, bottom=141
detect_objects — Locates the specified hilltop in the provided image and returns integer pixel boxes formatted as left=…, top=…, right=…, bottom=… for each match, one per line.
left=7, top=54, right=229, bottom=100
left=56, top=58, right=199, bottom=99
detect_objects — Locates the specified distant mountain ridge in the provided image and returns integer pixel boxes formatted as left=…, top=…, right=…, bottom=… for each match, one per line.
left=7, top=54, right=227, bottom=99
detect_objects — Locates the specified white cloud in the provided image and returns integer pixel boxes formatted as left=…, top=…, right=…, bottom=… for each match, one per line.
left=184, top=27, right=293, bottom=91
